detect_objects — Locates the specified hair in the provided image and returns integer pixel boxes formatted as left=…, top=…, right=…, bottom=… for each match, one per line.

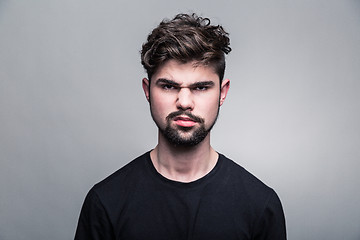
left=141, top=13, right=231, bottom=82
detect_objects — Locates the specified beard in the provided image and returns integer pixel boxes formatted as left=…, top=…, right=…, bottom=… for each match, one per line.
left=152, top=108, right=220, bottom=147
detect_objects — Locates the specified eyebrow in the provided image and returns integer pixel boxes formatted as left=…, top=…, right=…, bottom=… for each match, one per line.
left=155, top=78, right=180, bottom=87
left=189, top=81, right=215, bottom=88
left=155, top=78, right=215, bottom=88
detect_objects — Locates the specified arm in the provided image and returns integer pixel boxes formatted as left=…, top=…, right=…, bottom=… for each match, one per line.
left=253, top=190, right=287, bottom=240
left=74, top=189, right=115, bottom=240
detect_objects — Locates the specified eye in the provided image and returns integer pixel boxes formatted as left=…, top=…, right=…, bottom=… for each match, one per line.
left=162, top=84, right=176, bottom=90
left=193, top=86, right=208, bottom=91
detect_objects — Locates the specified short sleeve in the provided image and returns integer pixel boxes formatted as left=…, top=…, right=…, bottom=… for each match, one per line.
left=253, top=190, right=287, bottom=240
left=74, top=189, right=115, bottom=240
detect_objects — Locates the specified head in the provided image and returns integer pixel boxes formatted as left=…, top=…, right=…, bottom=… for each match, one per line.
left=141, top=13, right=231, bottom=83
left=141, top=13, right=231, bottom=147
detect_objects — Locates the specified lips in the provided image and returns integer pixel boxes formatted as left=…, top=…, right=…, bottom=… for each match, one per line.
left=173, top=116, right=197, bottom=127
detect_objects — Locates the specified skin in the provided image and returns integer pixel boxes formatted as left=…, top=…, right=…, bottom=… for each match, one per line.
left=142, top=59, right=230, bottom=182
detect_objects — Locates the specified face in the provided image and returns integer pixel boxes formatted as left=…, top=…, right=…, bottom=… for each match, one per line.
left=143, top=60, right=230, bottom=147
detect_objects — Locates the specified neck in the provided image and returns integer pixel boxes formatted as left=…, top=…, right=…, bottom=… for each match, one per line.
left=150, top=131, right=218, bottom=183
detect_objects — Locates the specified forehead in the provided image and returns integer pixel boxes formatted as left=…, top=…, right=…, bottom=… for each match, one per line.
left=152, top=60, right=220, bottom=85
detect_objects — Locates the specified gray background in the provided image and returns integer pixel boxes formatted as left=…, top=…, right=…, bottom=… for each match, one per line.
left=1, top=0, right=359, bottom=239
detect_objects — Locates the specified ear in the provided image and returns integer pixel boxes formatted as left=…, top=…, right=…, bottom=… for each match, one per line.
left=142, top=78, right=150, bottom=102
left=219, top=79, right=230, bottom=106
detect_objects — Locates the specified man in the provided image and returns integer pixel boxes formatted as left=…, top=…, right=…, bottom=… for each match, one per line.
left=75, top=13, right=286, bottom=240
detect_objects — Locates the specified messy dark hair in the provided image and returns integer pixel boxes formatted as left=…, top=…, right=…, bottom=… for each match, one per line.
left=141, top=13, right=231, bottom=82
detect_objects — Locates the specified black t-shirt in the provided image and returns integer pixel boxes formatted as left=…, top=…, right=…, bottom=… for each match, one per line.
left=75, top=152, right=286, bottom=240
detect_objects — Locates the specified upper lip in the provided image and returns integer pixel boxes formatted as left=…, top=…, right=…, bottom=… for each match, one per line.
left=173, top=116, right=196, bottom=122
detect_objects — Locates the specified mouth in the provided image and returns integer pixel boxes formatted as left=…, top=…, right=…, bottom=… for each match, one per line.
left=173, top=116, right=197, bottom=127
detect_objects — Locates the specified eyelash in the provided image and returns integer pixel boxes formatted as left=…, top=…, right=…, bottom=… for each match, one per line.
left=161, top=85, right=208, bottom=91
left=162, top=84, right=176, bottom=90
left=194, top=86, right=208, bottom=91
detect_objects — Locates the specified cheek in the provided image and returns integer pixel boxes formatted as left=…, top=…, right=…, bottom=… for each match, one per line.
left=150, top=93, right=173, bottom=120
left=196, top=95, right=220, bottom=118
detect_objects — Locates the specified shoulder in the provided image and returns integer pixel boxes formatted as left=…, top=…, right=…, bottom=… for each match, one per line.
left=89, top=152, right=150, bottom=201
left=218, top=153, right=286, bottom=236
left=218, top=153, right=278, bottom=205
left=219, top=153, right=270, bottom=189
left=77, top=152, right=153, bottom=229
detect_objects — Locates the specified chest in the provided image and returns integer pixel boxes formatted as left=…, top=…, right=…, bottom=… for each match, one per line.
left=112, top=183, right=254, bottom=240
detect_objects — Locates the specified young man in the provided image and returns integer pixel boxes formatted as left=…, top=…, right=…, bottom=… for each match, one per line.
left=75, top=13, right=286, bottom=240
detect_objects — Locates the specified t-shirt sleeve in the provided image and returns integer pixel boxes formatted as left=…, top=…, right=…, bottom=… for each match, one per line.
left=74, top=188, right=115, bottom=240
left=253, top=190, right=287, bottom=240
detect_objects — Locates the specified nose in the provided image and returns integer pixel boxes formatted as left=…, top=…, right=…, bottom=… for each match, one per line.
left=176, top=87, right=194, bottom=111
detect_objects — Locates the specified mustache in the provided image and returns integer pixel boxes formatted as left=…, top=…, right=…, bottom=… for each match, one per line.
left=166, top=111, right=204, bottom=124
